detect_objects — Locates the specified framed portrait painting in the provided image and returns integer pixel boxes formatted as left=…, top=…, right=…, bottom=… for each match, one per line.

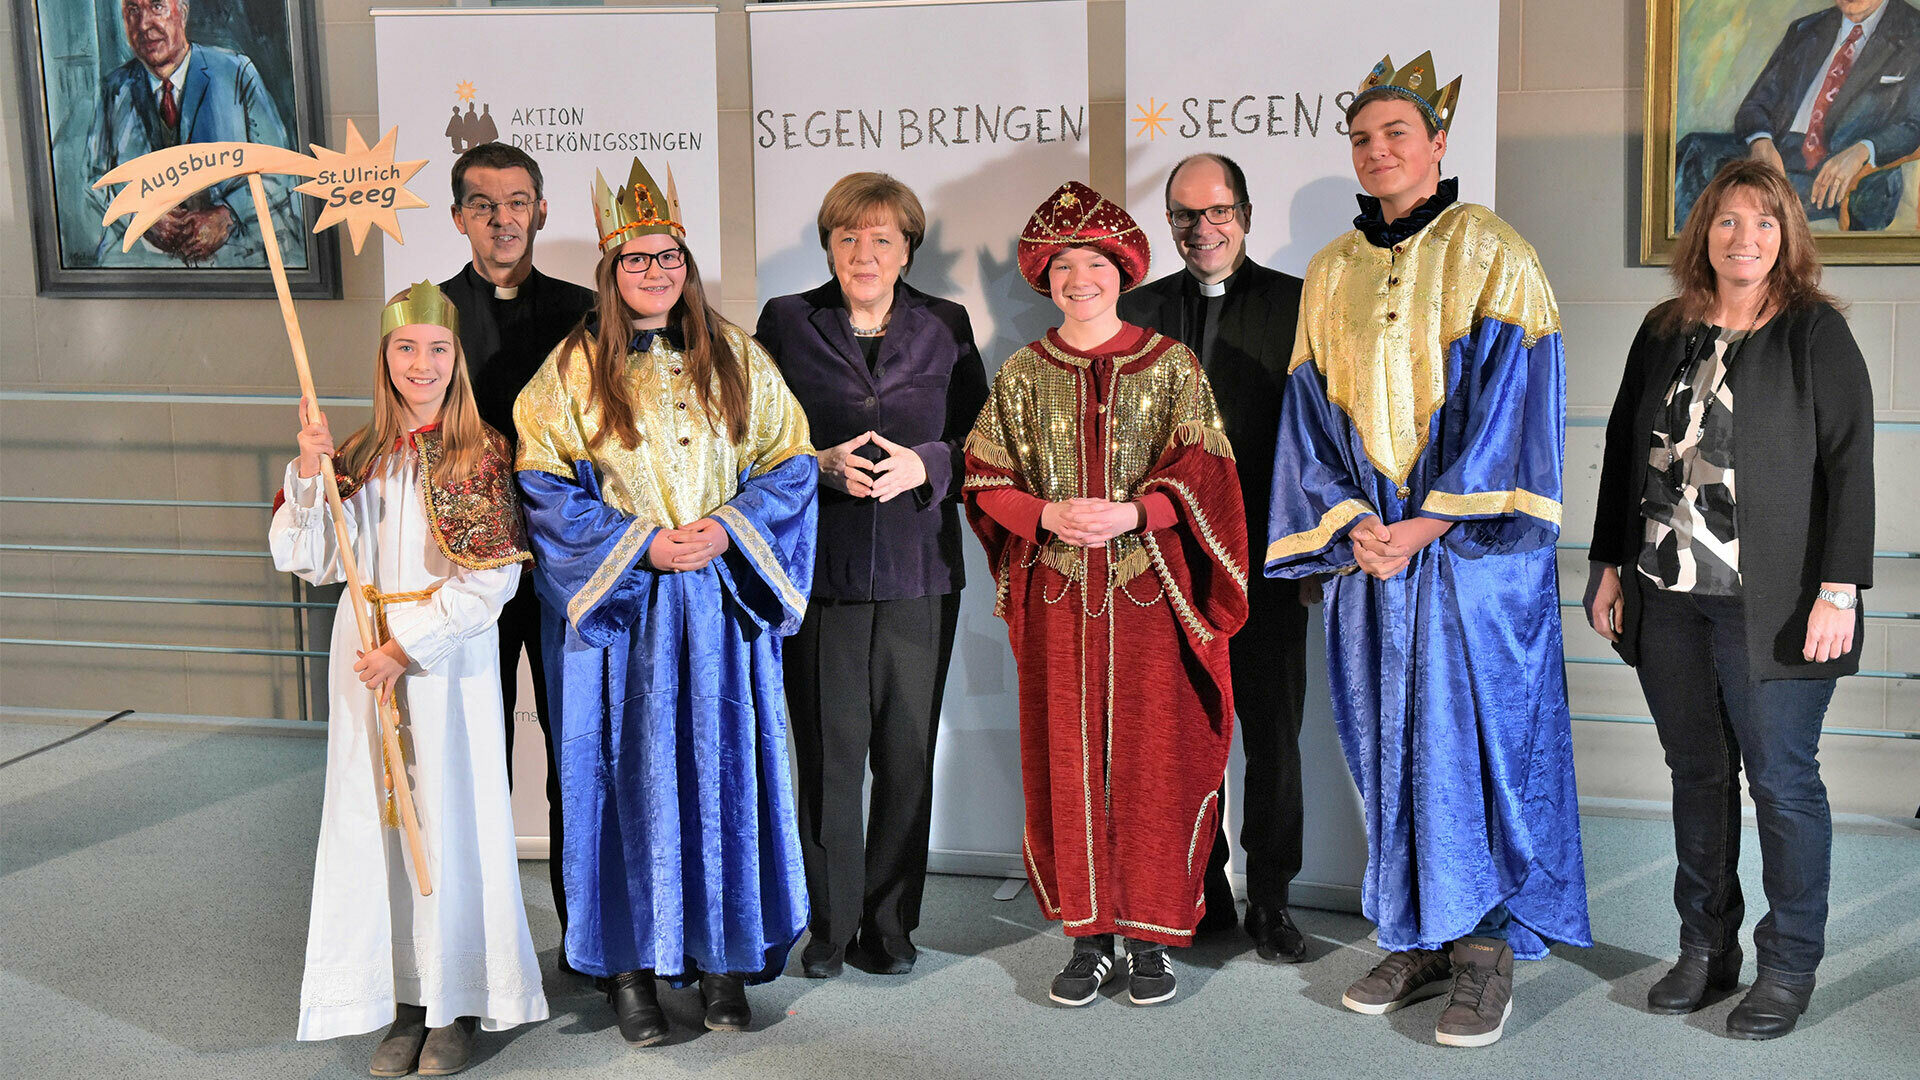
left=10, top=0, right=340, bottom=297
left=1643, top=0, right=1920, bottom=264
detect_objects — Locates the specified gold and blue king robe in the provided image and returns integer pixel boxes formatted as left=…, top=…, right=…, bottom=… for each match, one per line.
left=514, top=321, right=817, bottom=982
left=1266, top=200, right=1592, bottom=959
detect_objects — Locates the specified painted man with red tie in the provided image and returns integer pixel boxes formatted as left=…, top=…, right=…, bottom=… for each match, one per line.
left=1675, top=0, right=1920, bottom=231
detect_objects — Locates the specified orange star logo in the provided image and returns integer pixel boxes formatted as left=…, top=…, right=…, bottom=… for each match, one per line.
left=1132, top=98, right=1171, bottom=141
left=295, top=121, right=428, bottom=254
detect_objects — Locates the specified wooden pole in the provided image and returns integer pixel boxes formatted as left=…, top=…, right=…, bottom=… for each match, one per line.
left=248, top=173, right=432, bottom=896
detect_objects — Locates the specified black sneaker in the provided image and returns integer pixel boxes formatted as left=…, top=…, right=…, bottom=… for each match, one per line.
left=1125, top=941, right=1177, bottom=1005
left=1048, top=938, right=1117, bottom=1007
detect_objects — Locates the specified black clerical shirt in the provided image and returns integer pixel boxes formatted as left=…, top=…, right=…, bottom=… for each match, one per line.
left=438, top=263, right=595, bottom=448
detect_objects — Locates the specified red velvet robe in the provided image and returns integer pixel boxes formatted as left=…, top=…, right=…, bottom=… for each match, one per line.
left=964, top=324, right=1249, bottom=945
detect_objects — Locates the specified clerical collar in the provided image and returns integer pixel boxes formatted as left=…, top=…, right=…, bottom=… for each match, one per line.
left=1188, top=263, right=1238, bottom=298
left=494, top=283, right=519, bottom=300
left=1353, top=177, right=1460, bottom=248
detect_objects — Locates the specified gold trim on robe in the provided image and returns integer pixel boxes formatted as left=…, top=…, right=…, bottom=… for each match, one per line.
left=1422, top=487, right=1563, bottom=525
left=1288, top=203, right=1561, bottom=487
left=1266, top=498, right=1375, bottom=563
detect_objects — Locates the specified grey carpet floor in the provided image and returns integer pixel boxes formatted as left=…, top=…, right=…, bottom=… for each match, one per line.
left=2, top=719, right=1915, bottom=1080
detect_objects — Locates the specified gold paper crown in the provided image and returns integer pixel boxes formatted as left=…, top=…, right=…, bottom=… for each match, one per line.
left=381, top=280, right=461, bottom=337
left=1356, top=51, right=1462, bottom=133
left=593, top=157, right=685, bottom=253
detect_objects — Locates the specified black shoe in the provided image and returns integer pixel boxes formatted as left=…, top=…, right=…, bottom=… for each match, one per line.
left=1246, top=905, right=1308, bottom=963
left=1048, top=937, right=1117, bottom=1007
left=1125, top=940, right=1177, bottom=1005
left=700, top=973, right=751, bottom=1032
left=1647, top=947, right=1742, bottom=1014
left=800, top=935, right=844, bottom=979
left=1726, top=974, right=1813, bottom=1040
left=849, top=930, right=916, bottom=975
left=607, top=969, right=669, bottom=1047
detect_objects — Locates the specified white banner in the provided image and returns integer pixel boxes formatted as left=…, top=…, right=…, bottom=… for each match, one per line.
left=372, top=6, right=722, bottom=299
left=1124, top=0, right=1499, bottom=279
left=749, top=0, right=1089, bottom=875
left=1126, top=0, right=1501, bottom=909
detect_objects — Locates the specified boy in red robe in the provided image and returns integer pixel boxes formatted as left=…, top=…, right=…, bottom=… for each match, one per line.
left=964, top=182, right=1250, bottom=1007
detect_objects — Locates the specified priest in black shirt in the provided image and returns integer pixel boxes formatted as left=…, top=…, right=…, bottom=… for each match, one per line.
left=439, top=142, right=594, bottom=946
left=1118, top=153, right=1312, bottom=963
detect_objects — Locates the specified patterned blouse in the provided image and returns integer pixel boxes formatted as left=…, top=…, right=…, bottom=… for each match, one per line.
left=1638, top=326, right=1747, bottom=594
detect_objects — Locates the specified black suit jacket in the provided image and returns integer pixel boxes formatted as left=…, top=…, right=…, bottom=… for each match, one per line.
left=1735, top=0, right=1920, bottom=167
left=1118, top=259, right=1303, bottom=563
left=1590, top=301, right=1875, bottom=679
left=438, top=264, right=594, bottom=449
left=756, top=278, right=988, bottom=602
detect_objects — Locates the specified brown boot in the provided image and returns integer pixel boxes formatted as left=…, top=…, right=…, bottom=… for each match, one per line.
left=417, top=1016, right=477, bottom=1076
left=1435, top=936, right=1514, bottom=1048
left=369, top=1004, right=428, bottom=1077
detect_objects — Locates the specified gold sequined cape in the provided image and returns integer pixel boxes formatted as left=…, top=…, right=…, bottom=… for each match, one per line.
left=514, top=323, right=814, bottom=524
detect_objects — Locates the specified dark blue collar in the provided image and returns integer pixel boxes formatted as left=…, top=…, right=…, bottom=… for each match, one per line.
left=629, top=325, right=684, bottom=354
left=1353, top=177, right=1459, bottom=248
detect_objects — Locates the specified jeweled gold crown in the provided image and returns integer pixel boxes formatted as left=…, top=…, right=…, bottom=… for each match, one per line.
left=1356, top=51, right=1462, bottom=133
left=593, top=157, right=685, bottom=253
left=381, top=280, right=461, bottom=337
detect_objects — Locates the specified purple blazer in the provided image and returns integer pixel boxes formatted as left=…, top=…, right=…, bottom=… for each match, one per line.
left=756, top=279, right=989, bottom=602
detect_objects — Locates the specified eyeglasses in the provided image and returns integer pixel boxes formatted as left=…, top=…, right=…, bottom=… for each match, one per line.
left=616, top=248, right=686, bottom=273
left=460, top=197, right=534, bottom=218
left=1167, top=203, right=1247, bottom=229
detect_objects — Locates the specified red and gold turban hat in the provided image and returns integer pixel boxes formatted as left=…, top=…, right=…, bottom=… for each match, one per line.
left=1016, top=181, right=1149, bottom=296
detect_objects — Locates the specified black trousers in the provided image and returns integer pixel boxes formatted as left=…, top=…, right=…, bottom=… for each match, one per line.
left=784, top=592, right=962, bottom=946
left=1634, top=589, right=1835, bottom=981
left=498, top=575, right=565, bottom=935
left=1203, top=576, right=1309, bottom=911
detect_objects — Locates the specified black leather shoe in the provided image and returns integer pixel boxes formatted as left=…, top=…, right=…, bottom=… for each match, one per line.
left=801, top=935, right=844, bottom=978
left=607, top=969, right=669, bottom=1046
left=849, top=930, right=916, bottom=974
left=701, top=973, right=751, bottom=1031
left=1726, top=974, right=1814, bottom=1040
left=1647, top=948, right=1742, bottom=1014
left=1246, top=905, right=1307, bottom=963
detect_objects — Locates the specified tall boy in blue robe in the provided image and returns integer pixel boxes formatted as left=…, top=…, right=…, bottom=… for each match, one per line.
left=1264, top=52, right=1591, bottom=1048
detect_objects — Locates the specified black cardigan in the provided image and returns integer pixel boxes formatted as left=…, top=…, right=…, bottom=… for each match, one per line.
left=1589, top=300, right=1875, bottom=679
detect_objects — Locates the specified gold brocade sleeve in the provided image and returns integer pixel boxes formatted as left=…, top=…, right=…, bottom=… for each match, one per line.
left=1161, top=344, right=1236, bottom=462
left=513, top=340, right=591, bottom=480
left=732, top=325, right=815, bottom=476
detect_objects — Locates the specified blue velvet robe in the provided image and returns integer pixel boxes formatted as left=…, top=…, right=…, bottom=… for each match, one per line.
left=1265, top=202, right=1591, bottom=960
left=514, top=324, right=817, bottom=982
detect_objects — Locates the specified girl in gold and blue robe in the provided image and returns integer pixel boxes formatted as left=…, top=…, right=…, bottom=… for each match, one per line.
left=513, top=159, right=815, bottom=1043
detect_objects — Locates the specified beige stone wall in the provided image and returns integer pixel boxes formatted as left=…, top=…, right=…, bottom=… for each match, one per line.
left=3, top=1, right=1913, bottom=805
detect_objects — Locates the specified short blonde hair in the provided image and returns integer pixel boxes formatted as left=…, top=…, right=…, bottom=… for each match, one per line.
left=816, top=172, right=927, bottom=268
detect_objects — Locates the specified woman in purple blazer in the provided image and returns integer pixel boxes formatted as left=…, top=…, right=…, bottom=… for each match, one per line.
left=755, top=173, right=989, bottom=978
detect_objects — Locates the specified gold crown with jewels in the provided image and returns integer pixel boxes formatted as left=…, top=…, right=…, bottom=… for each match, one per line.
left=381, top=279, right=461, bottom=337
left=593, top=157, right=685, bottom=253
left=1356, top=51, right=1462, bottom=133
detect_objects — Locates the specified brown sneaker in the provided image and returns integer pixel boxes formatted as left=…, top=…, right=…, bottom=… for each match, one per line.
left=1340, top=947, right=1452, bottom=1014
left=1435, top=936, right=1514, bottom=1047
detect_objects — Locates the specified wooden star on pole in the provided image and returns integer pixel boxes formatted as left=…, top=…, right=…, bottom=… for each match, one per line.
left=294, top=121, right=429, bottom=255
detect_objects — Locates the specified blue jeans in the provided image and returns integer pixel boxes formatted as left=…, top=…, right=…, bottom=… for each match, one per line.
left=1634, top=589, right=1835, bottom=984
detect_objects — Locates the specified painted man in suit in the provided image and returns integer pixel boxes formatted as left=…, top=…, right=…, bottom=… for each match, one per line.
left=85, top=0, right=300, bottom=266
left=1676, top=0, right=1920, bottom=231
left=1117, top=153, right=1312, bottom=964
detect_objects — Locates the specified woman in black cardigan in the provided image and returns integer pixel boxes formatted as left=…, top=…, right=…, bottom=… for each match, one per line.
left=1585, top=160, right=1874, bottom=1041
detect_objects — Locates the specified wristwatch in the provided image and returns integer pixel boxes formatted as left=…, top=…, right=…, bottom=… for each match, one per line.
left=1816, top=588, right=1857, bottom=610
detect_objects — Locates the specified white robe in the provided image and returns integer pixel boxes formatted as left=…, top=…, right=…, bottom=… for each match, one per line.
left=270, top=449, right=548, bottom=1040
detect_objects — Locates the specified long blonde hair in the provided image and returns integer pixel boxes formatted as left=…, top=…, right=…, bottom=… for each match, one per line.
left=336, top=292, right=491, bottom=486
left=560, top=242, right=750, bottom=449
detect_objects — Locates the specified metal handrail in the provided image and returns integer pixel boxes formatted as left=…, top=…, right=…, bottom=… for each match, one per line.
left=0, top=638, right=326, bottom=660
left=1572, top=712, right=1917, bottom=740
left=1565, top=654, right=1916, bottom=680
left=0, top=591, right=331, bottom=611
left=1555, top=598, right=1916, bottom=620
